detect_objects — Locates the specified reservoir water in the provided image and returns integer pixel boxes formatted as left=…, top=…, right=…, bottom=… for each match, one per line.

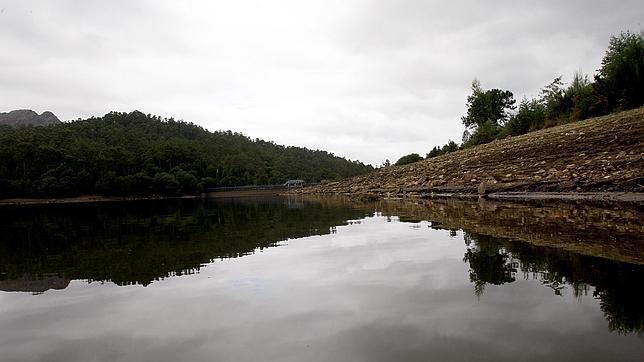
left=0, top=196, right=642, bottom=361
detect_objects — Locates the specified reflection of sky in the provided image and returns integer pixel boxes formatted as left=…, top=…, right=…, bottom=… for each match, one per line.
left=0, top=216, right=641, bottom=362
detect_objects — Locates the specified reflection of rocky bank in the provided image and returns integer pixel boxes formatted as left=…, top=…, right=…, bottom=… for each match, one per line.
left=0, top=275, right=70, bottom=294
left=305, top=195, right=644, bottom=265
left=462, top=231, right=644, bottom=335
left=309, top=195, right=644, bottom=335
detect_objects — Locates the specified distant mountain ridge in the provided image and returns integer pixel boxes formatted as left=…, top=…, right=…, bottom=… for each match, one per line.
left=0, top=109, right=60, bottom=127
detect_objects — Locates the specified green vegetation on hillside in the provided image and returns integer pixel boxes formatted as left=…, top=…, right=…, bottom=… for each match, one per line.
left=463, top=31, right=644, bottom=147
left=394, top=153, right=423, bottom=166
left=0, top=111, right=373, bottom=198
left=426, top=140, right=458, bottom=159
left=402, top=30, right=644, bottom=163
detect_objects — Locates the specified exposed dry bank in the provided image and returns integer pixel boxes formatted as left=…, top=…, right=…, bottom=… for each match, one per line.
left=301, top=108, right=644, bottom=197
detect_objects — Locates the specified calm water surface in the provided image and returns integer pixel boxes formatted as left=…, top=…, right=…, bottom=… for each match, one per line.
left=0, top=197, right=642, bottom=361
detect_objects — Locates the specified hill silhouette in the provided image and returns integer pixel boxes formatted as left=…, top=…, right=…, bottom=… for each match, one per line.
left=0, top=109, right=60, bottom=127
left=0, top=111, right=372, bottom=198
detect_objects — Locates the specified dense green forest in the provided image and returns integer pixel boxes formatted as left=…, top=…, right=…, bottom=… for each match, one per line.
left=0, top=111, right=373, bottom=198
left=395, top=31, right=644, bottom=164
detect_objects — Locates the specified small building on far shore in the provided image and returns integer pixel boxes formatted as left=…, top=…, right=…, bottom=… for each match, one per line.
left=284, top=179, right=305, bottom=188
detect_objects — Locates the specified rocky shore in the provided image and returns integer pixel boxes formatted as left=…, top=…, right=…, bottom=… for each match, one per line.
left=299, top=108, right=644, bottom=199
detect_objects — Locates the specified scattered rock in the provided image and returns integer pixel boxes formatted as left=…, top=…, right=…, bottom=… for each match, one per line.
left=478, top=182, right=487, bottom=197
left=297, top=108, right=644, bottom=196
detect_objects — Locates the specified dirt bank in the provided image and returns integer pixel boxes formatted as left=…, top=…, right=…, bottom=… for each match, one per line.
left=299, top=108, right=644, bottom=198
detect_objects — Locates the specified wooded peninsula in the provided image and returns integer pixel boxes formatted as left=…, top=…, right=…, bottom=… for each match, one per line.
left=0, top=112, right=372, bottom=198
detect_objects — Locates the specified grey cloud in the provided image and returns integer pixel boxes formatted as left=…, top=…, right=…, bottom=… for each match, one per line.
left=0, top=0, right=641, bottom=164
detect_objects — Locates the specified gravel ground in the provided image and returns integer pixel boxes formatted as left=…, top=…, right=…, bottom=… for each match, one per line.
left=301, top=107, right=644, bottom=197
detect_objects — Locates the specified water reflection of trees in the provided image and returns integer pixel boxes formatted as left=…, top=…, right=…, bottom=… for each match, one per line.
left=462, top=231, right=644, bottom=335
left=462, top=233, right=516, bottom=297
left=0, top=197, right=369, bottom=289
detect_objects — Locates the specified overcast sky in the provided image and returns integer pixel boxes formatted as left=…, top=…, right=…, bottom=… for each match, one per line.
left=1, top=1, right=642, bottom=165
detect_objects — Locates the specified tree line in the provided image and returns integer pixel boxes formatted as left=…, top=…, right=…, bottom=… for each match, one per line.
left=394, top=30, right=644, bottom=166
left=0, top=111, right=373, bottom=198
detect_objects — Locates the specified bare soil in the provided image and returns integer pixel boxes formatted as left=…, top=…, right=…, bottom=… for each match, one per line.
left=300, top=107, right=644, bottom=198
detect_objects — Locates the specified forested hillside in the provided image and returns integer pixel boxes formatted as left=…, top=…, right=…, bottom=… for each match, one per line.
left=0, top=111, right=372, bottom=198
